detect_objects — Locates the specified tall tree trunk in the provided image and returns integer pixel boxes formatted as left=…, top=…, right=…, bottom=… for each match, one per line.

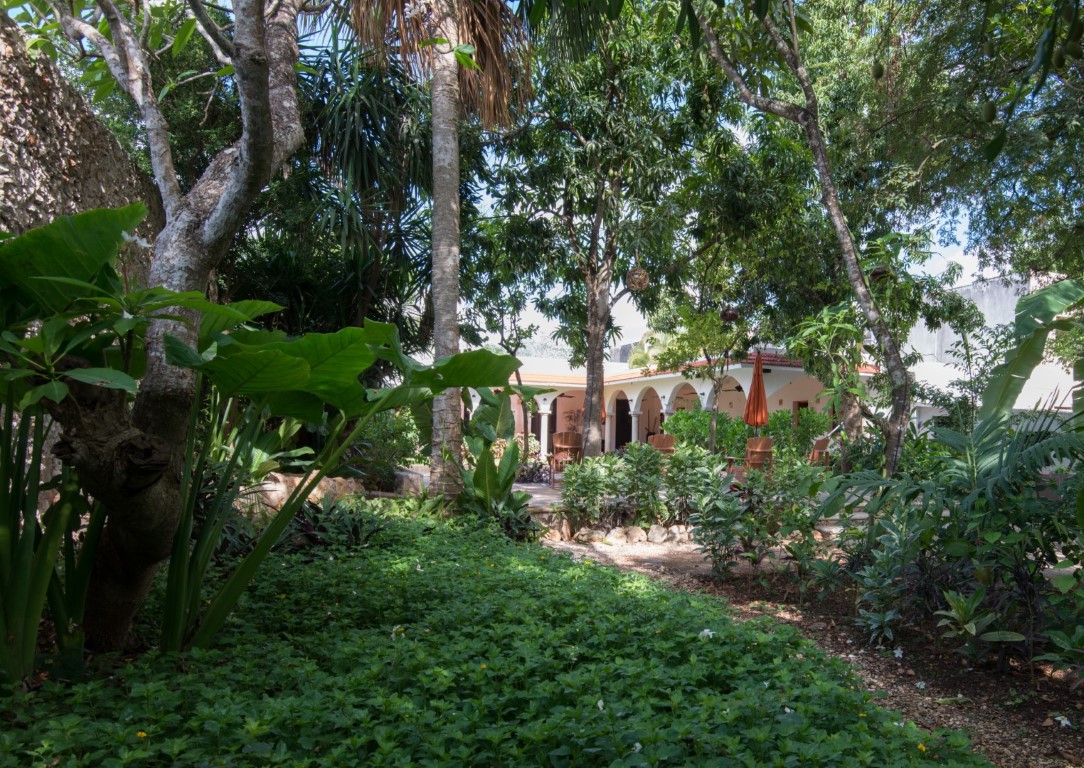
left=582, top=257, right=612, bottom=457
left=801, top=116, right=910, bottom=475
left=839, top=389, right=864, bottom=471
left=38, top=0, right=307, bottom=650
left=428, top=0, right=464, bottom=500
left=694, top=5, right=911, bottom=475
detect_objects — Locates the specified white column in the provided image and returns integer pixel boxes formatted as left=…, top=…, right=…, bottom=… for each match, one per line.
left=536, top=395, right=555, bottom=457
left=605, top=407, right=616, bottom=453
left=630, top=411, right=641, bottom=443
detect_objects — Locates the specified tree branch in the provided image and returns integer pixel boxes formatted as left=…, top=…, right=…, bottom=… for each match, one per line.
left=188, top=0, right=235, bottom=61
left=692, top=3, right=806, bottom=123
left=50, top=0, right=184, bottom=215
left=202, top=0, right=275, bottom=245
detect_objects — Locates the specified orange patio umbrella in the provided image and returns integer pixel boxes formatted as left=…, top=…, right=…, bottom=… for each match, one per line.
left=742, top=351, right=768, bottom=435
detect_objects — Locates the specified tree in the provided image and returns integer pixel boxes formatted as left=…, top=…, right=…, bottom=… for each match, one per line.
left=683, top=0, right=916, bottom=474
left=10, top=0, right=308, bottom=649
left=493, top=5, right=689, bottom=456
left=351, top=0, right=530, bottom=499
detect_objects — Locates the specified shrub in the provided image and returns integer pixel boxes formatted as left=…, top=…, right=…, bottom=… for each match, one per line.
left=560, top=456, right=619, bottom=531
left=612, top=442, right=666, bottom=525
left=660, top=407, right=712, bottom=450
left=823, top=409, right=1084, bottom=653
left=662, top=445, right=718, bottom=524
left=347, top=410, right=422, bottom=491
left=692, top=458, right=828, bottom=576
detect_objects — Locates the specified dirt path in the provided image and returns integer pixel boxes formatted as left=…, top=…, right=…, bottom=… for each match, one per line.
left=542, top=537, right=1084, bottom=768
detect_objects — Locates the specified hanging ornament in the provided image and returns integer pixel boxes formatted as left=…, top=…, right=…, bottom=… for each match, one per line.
left=626, top=267, right=649, bottom=292
left=625, top=252, right=649, bottom=293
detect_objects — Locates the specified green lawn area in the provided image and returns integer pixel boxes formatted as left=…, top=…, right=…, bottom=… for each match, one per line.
left=2, top=502, right=989, bottom=767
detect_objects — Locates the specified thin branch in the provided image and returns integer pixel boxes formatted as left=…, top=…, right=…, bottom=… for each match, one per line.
left=188, top=0, right=235, bottom=59
left=692, top=3, right=805, bottom=123
left=140, top=0, right=152, bottom=48
left=759, top=9, right=818, bottom=115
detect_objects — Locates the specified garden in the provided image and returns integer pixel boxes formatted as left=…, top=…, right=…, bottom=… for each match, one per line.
left=2, top=0, right=1084, bottom=765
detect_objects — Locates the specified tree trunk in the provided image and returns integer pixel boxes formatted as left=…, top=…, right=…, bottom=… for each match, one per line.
left=800, top=114, right=910, bottom=475
left=428, top=0, right=464, bottom=500
left=693, top=5, right=911, bottom=475
left=582, top=259, right=612, bottom=457
left=839, top=389, right=864, bottom=471
left=37, top=0, right=307, bottom=650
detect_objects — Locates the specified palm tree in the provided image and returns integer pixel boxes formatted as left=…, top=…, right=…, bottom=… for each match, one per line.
left=349, top=0, right=530, bottom=500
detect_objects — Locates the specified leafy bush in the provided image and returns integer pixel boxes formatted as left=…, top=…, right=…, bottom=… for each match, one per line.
left=347, top=409, right=422, bottom=491
left=691, top=458, right=828, bottom=575
left=823, top=408, right=1084, bottom=653
left=2, top=504, right=988, bottom=767
left=612, top=442, right=665, bottom=525
left=560, top=456, right=619, bottom=531
left=662, top=445, right=717, bottom=524
left=659, top=407, right=712, bottom=450
left=458, top=388, right=538, bottom=541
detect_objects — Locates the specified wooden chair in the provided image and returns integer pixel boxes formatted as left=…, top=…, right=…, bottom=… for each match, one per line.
left=647, top=434, right=676, bottom=454
left=726, top=437, right=773, bottom=484
left=549, top=431, right=583, bottom=486
left=808, top=437, right=831, bottom=467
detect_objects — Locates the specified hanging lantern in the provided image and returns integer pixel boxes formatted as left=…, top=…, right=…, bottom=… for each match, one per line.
left=625, top=266, right=650, bottom=293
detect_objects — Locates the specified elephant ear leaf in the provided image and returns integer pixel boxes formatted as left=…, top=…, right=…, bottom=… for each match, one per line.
left=978, top=279, right=1084, bottom=421
left=0, top=205, right=145, bottom=318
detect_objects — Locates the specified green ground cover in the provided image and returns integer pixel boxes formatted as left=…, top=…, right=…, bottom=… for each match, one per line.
left=2, top=502, right=988, bottom=767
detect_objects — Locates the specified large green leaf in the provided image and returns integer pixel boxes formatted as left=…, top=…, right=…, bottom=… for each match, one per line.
left=62, top=367, right=138, bottom=393
left=0, top=205, right=144, bottom=317
left=200, top=350, right=312, bottom=396
left=978, top=279, right=1084, bottom=420
left=472, top=449, right=500, bottom=503
left=198, top=300, right=283, bottom=349
left=267, top=329, right=376, bottom=410
left=407, top=349, right=521, bottom=390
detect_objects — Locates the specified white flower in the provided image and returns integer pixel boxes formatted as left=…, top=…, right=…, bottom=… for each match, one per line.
left=894, top=647, right=904, bottom=659
left=597, top=699, right=605, bottom=711
left=699, top=629, right=715, bottom=640
left=390, top=624, right=406, bottom=641
left=784, top=707, right=793, bottom=714
left=631, top=743, right=642, bottom=753
left=1056, top=715, right=1072, bottom=728
left=915, top=681, right=926, bottom=690
left=763, top=681, right=770, bottom=688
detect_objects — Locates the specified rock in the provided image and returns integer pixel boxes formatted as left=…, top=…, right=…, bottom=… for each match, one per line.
left=574, top=528, right=607, bottom=543
left=605, top=527, right=628, bottom=545
left=670, top=524, right=690, bottom=544
left=394, top=468, right=426, bottom=496
left=559, top=519, right=572, bottom=542
left=625, top=526, right=647, bottom=544
left=647, top=524, right=670, bottom=544
left=542, top=527, right=564, bottom=543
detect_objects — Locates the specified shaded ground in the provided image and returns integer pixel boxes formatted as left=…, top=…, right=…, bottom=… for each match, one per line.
left=541, top=537, right=1084, bottom=768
